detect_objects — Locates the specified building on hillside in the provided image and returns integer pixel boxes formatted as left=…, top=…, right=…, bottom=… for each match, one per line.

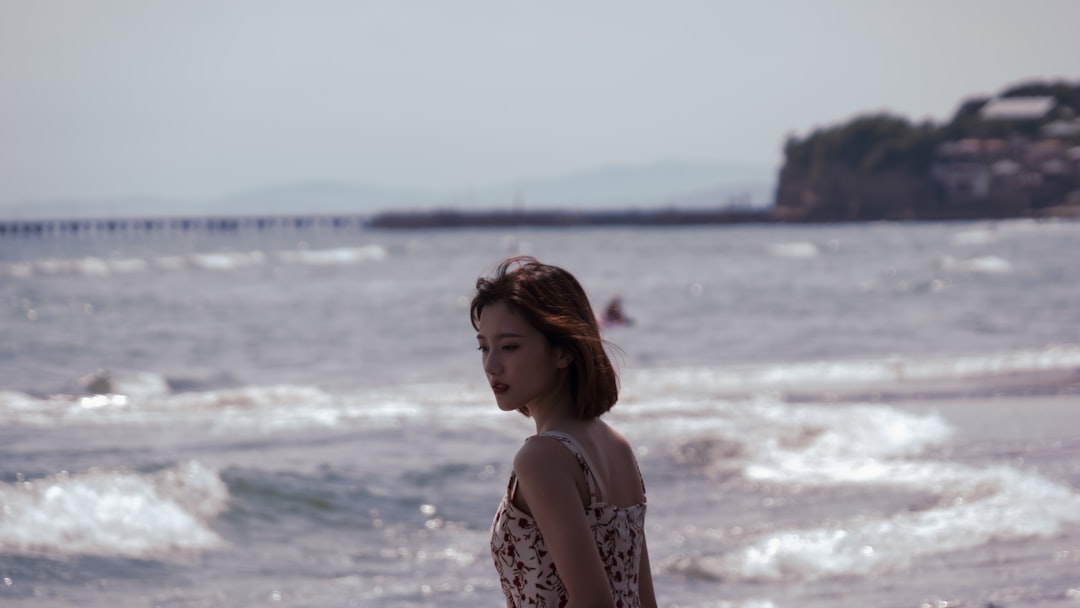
left=931, top=135, right=1080, bottom=213
left=1042, top=118, right=1080, bottom=139
left=930, top=93, right=1080, bottom=214
left=979, top=96, right=1056, bottom=121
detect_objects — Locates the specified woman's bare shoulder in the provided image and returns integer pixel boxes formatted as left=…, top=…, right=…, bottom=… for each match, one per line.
left=513, top=434, right=590, bottom=509
left=514, top=434, right=577, bottom=476
left=600, top=422, right=638, bottom=458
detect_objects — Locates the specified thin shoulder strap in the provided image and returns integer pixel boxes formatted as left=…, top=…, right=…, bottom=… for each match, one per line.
left=536, top=431, right=603, bottom=503
left=506, top=470, right=519, bottom=502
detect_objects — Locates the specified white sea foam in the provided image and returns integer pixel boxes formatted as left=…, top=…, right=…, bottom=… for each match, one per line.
left=937, top=254, right=1013, bottom=274
left=188, top=251, right=267, bottom=271
left=30, top=256, right=111, bottom=276
left=0, top=261, right=33, bottom=278
left=641, top=396, right=953, bottom=482
left=625, top=345, right=1080, bottom=399
left=2, top=345, right=1076, bottom=433
left=0, top=384, right=331, bottom=429
left=768, top=242, right=819, bottom=259
left=661, top=396, right=1080, bottom=583
left=0, top=244, right=387, bottom=278
left=0, top=461, right=228, bottom=558
left=738, top=401, right=954, bottom=484
left=951, top=228, right=997, bottom=245
left=676, top=462, right=1080, bottom=583
left=107, top=257, right=151, bottom=273
left=277, top=244, right=388, bottom=265
left=0, top=380, right=497, bottom=434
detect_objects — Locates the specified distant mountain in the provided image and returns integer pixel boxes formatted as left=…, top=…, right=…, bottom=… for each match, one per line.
left=0, top=160, right=776, bottom=219
left=443, top=160, right=776, bottom=209
left=209, top=179, right=435, bottom=216
left=0, top=196, right=193, bottom=220
left=0, top=181, right=430, bottom=219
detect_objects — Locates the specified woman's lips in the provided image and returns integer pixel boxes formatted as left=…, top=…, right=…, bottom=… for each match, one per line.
left=491, top=383, right=508, bottom=395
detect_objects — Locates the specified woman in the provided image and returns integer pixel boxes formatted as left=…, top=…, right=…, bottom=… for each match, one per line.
left=471, top=256, right=657, bottom=608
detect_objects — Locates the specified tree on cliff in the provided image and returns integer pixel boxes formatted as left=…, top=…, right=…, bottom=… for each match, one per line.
left=775, top=115, right=940, bottom=221
left=773, top=79, right=1080, bottom=222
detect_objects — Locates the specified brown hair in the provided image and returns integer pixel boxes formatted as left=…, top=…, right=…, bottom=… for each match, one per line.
left=470, top=256, right=618, bottom=419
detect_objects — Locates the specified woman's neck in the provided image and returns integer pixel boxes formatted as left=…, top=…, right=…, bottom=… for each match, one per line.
left=528, top=375, right=577, bottom=434
left=533, top=405, right=579, bottom=434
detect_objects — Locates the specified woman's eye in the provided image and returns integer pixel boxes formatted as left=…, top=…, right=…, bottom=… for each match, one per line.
left=502, top=344, right=519, bottom=352
left=477, top=345, right=489, bottom=353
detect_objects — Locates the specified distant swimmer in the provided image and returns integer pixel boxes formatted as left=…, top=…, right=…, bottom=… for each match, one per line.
left=82, top=369, right=114, bottom=395
left=600, top=295, right=633, bottom=328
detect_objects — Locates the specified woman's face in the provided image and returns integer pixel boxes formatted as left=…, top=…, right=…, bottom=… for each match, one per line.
left=476, top=300, right=569, bottom=413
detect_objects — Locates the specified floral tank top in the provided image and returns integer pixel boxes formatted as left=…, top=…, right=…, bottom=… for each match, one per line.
left=490, top=431, right=647, bottom=607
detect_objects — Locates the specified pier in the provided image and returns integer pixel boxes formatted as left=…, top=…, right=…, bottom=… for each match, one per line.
left=0, top=207, right=775, bottom=239
left=366, top=207, right=771, bottom=228
left=0, top=214, right=370, bottom=239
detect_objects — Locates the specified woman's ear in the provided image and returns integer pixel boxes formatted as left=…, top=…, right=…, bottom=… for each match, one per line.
left=554, top=346, right=573, bottom=369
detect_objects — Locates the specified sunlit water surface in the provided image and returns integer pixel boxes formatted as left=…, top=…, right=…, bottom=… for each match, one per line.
left=1, top=219, right=1079, bottom=607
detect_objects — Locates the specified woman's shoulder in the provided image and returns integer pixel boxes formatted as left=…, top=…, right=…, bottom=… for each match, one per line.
left=530, top=422, right=635, bottom=463
left=583, top=420, right=638, bottom=465
left=517, top=431, right=566, bottom=455
left=513, top=433, right=592, bottom=508
left=601, top=422, right=635, bottom=453
left=514, top=433, right=580, bottom=477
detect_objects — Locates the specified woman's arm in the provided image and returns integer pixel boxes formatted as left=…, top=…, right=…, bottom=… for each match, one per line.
left=513, top=437, right=616, bottom=608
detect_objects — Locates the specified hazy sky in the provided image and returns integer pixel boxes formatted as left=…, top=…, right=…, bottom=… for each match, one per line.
left=1, top=0, right=1078, bottom=204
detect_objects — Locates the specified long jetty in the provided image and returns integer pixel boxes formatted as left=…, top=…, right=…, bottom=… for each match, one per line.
left=0, top=207, right=774, bottom=238
left=0, top=214, right=368, bottom=239
left=366, top=207, right=771, bottom=229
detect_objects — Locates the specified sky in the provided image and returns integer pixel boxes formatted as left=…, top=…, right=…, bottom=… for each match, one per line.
left=1, top=0, right=1078, bottom=206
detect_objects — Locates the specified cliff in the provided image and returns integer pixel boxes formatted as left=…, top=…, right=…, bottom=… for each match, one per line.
left=773, top=80, right=1080, bottom=222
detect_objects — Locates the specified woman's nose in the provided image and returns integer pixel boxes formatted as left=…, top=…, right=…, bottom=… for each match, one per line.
left=484, top=353, right=501, bottom=376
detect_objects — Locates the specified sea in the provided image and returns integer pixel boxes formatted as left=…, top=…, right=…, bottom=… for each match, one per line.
left=1, top=218, right=1078, bottom=608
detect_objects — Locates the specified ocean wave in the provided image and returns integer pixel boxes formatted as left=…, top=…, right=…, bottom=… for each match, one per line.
left=949, top=218, right=1075, bottom=246
left=2, top=345, right=1077, bottom=433
left=0, top=378, right=496, bottom=434
left=936, top=254, right=1013, bottom=274
left=767, top=241, right=820, bottom=259
left=277, top=244, right=387, bottom=266
left=669, top=462, right=1080, bottom=583
left=0, top=244, right=388, bottom=278
left=187, top=250, right=267, bottom=271
left=222, top=467, right=381, bottom=530
left=656, top=396, right=953, bottom=485
left=623, top=344, right=1080, bottom=402
left=0, top=461, right=228, bottom=558
left=951, top=227, right=998, bottom=246
left=0, top=384, right=340, bottom=431
left=658, top=394, right=1080, bottom=584
left=741, top=401, right=953, bottom=484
